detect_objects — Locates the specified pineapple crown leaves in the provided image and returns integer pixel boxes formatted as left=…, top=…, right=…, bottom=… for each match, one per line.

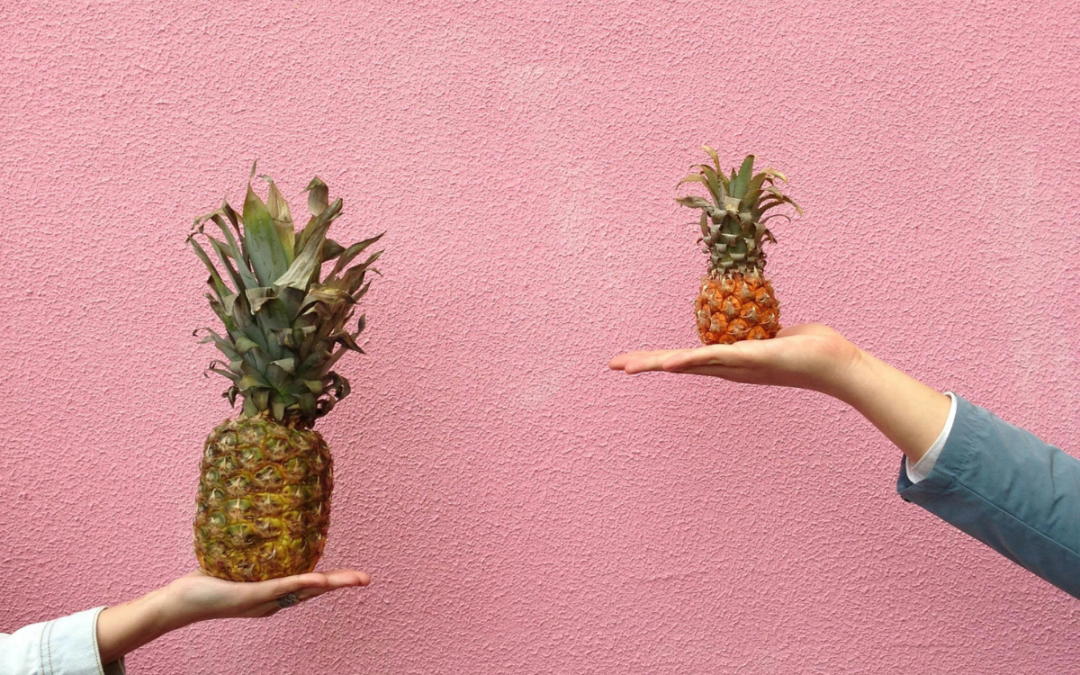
left=675, top=146, right=801, bottom=276
left=188, top=166, right=384, bottom=427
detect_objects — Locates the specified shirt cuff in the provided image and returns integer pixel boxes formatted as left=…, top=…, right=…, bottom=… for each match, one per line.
left=904, top=392, right=957, bottom=484
left=1, top=607, right=126, bottom=675
left=46, top=607, right=127, bottom=675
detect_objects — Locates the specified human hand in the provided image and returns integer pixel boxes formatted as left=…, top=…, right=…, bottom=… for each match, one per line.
left=97, top=569, right=370, bottom=664
left=611, top=323, right=952, bottom=462
left=608, top=324, right=862, bottom=396
left=164, top=568, right=371, bottom=625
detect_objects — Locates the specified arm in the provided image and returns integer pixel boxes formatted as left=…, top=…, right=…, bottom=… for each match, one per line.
left=1, top=569, right=369, bottom=674
left=831, top=349, right=951, bottom=466
left=610, top=324, right=1080, bottom=599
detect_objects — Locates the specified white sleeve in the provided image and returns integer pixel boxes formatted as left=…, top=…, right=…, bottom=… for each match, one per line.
left=0, top=607, right=126, bottom=675
left=904, top=392, right=957, bottom=484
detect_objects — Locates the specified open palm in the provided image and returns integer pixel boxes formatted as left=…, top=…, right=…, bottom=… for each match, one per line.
left=96, top=568, right=372, bottom=664
left=609, top=324, right=862, bottom=395
left=168, top=568, right=371, bottom=622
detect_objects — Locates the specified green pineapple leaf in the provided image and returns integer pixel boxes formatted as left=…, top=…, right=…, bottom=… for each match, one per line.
left=322, top=239, right=346, bottom=262
left=326, top=372, right=350, bottom=399
left=252, top=389, right=270, bottom=411
left=220, top=201, right=244, bottom=243
left=207, top=237, right=248, bottom=293
left=238, top=374, right=266, bottom=390
left=306, top=176, right=329, bottom=216
left=196, top=328, right=241, bottom=361
left=270, top=357, right=296, bottom=374
left=244, top=287, right=278, bottom=315
left=243, top=184, right=290, bottom=287
left=702, top=145, right=721, bottom=173
left=188, top=236, right=232, bottom=302
left=234, top=335, right=261, bottom=354
left=206, top=363, right=241, bottom=383
left=349, top=276, right=374, bottom=299
left=675, top=195, right=714, bottom=210
left=263, top=178, right=296, bottom=265
left=297, top=393, right=317, bottom=417
left=697, top=164, right=726, bottom=203
left=677, top=173, right=710, bottom=188
left=677, top=148, right=798, bottom=278
left=275, top=198, right=343, bottom=290
left=730, top=155, right=755, bottom=198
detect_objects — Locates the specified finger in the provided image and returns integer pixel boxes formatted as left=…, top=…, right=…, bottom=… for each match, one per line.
left=272, top=572, right=330, bottom=595
left=661, top=342, right=771, bottom=372
left=306, top=569, right=370, bottom=591
left=294, top=586, right=339, bottom=602
left=253, top=569, right=369, bottom=604
left=239, top=571, right=371, bottom=615
left=609, top=351, right=645, bottom=369
left=325, top=569, right=371, bottom=587
left=295, top=570, right=371, bottom=601
left=609, top=351, right=647, bottom=370
left=609, top=350, right=688, bottom=371
left=242, top=583, right=329, bottom=617
left=617, top=350, right=697, bottom=374
left=661, top=346, right=740, bottom=371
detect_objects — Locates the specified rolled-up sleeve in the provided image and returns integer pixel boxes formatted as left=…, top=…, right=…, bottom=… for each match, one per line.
left=897, top=394, right=1080, bottom=599
left=0, top=607, right=126, bottom=675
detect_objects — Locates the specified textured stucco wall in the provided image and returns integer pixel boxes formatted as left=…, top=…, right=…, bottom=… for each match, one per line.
left=1, top=1, right=1078, bottom=673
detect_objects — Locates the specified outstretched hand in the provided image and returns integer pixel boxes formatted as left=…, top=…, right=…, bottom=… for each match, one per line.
left=166, top=568, right=371, bottom=623
left=97, top=569, right=370, bottom=664
left=609, top=324, right=862, bottom=396
left=611, top=322, right=952, bottom=464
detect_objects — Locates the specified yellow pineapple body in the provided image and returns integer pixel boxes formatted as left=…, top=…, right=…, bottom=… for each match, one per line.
left=696, top=272, right=780, bottom=345
left=194, top=415, right=333, bottom=582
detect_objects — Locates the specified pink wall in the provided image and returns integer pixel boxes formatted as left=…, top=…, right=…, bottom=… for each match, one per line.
left=2, top=1, right=1078, bottom=673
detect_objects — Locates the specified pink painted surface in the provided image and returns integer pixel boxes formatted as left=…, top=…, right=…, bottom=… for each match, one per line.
left=1, top=1, right=1078, bottom=672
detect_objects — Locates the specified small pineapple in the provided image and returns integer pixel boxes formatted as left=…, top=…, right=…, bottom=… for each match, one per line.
left=188, top=167, right=382, bottom=581
left=676, top=147, right=800, bottom=344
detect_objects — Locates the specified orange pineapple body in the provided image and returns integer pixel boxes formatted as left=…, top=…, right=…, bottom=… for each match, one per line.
left=695, top=272, right=780, bottom=345
left=676, top=148, right=800, bottom=345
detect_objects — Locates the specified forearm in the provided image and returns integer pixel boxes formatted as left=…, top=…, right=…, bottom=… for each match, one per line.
left=831, top=348, right=951, bottom=464
left=96, top=585, right=184, bottom=665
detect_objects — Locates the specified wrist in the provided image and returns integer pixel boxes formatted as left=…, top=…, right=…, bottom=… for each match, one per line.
left=821, top=345, right=952, bottom=460
left=157, top=580, right=200, bottom=631
left=805, top=336, right=868, bottom=401
left=825, top=346, right=874, bottom=405
left=96, top=585, right=180, bottom=664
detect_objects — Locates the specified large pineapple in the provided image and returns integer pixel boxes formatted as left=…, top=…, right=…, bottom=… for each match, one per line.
left=188, top=168, right=382, bottom=581
left=676, top=147, right=800, bottom=344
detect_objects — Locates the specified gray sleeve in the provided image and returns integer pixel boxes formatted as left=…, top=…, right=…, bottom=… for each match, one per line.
left=897, top=394, right=1080, bottom=599
left=0, top=607, right=126, bottom=675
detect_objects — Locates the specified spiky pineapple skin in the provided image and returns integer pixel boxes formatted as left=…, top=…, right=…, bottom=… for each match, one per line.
left=194, top=415, right=333, bottom=582
left=695, top=272, right=781, bottom=345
